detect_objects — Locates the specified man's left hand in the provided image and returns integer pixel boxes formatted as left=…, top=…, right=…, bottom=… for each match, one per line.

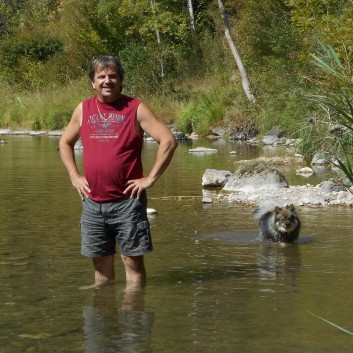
left=123, top=177, right=154, bottom=199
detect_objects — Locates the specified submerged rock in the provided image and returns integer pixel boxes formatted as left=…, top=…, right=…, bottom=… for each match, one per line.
left=296, top=167, right=313, bottom=176
left=317, top=181, right=347, bottom=193
left=237, top=155, right=304, bottom=166
left=202, top=197, right=213, bottom=204
left=210, top=126, right=227, bottom=137
left=188, top=147, right=218, bottom=154
left=311, top=151, right=331, bottom=165
left=74, top=139, right=83, bottom=149
left=188, top=132, right=200, bottom=140
left=173, top=131, right=187, bottom=140
left=262, top=126, right=287, bottom=145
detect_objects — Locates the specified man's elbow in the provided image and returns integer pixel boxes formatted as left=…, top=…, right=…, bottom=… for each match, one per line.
left=58, top=138, right=66, bottom=152
left=58, top=137, right=75, bottom=153
left=168, top=136, right=178, bottom=153
left=159, top=137, right=178, bottom=158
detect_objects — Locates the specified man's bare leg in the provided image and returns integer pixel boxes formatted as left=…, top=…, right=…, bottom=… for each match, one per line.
left=94, top=255, right=115, bottom=284
left=121, top=255, right=146, bottom=292
left=80, top=255, right=115, bottom=289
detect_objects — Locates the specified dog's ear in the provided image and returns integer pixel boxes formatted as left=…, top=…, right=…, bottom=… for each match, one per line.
left=274, top=206, right=281, bottom=213
left=287, top=204, right=295, bottom=210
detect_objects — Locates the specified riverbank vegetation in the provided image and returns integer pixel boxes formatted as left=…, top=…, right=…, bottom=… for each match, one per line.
left=0, top=1, right=352, bottom=158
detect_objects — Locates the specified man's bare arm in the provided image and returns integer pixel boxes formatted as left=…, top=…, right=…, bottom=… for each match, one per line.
left=124, top=102, right=178, bottom=198
left=59, top=103, right=91, bottom=199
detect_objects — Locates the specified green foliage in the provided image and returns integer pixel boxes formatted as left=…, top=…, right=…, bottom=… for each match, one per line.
left=288, top=0, right=353, bottom=55
left=297, top=116, right=332, bottom=158
left=55, top=0, right=113, bottom=72
left=309, top=41, right=353, bottom=184
left=310, top=40, right=353, bottom=94
left=119, top=44, right=161, bottom=95
left=0, top=76, right=91, bottom=130
left=1, top=37, right=62, bottom=65
left=44, top=112, right=67, bottom=130
left=0, top=2, right=15, bottom=39
left=236, top=0, right=300, bottom=62
left=0, top=0, right=351, bottom=173
left=176, top=89, right=228, bottom=135
left=0, top=36, right=63, bottom=87
left=32, top=120, right=42, bottom=131
left=8, top=105, right=24, bottom=127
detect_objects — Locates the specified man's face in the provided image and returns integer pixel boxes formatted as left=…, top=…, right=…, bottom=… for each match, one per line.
left=92, top=66, right=122, bottom=102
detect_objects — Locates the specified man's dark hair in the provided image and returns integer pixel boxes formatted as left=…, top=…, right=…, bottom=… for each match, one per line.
left=88, top=56, right=125, bottom=82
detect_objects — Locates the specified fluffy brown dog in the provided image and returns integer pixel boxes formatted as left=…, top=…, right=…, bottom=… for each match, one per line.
left=253, top=202, right=301, bottom=243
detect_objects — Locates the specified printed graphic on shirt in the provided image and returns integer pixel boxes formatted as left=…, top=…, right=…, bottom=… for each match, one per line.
left=87, top=112, right=126, bottom=143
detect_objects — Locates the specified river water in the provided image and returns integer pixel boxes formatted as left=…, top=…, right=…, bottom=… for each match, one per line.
left=1, top=135, right=353, bottom=352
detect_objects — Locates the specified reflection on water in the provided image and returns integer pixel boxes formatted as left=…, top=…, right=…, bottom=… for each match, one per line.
left=83, top=288, right=154, bottom=353
left=2, top=136, right=353, bottom=353
left=257, top=243, right=301, bottom=286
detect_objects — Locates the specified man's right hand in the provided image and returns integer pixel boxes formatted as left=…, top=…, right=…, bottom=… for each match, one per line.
left=70, top=174, right=91, bottom=200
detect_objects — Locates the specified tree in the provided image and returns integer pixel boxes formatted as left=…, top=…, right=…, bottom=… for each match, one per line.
left=187, top=0, right=196, bottom=31
left=217, top=0, right=256, bottom=103
left=150, top=0, right=165, bottom=77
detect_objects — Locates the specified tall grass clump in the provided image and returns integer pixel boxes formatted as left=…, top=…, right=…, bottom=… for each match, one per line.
left=0, top=85, right=27, bottom=129
left=308, top=41, right=353, bottom=184
left=176, top=92, right=226, bottom=135
left=175, top=78, right=239, bottom=135
left=0, top=77, right=92, bottom=130
left=248, top=55, right=316, bottom=139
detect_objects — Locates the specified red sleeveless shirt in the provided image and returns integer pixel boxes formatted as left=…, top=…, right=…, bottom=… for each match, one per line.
left=80, top=95, right=143, bottom=202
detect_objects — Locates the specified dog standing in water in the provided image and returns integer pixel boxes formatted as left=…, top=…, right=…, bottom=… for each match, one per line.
left=253, top=201, right=301, bottom=243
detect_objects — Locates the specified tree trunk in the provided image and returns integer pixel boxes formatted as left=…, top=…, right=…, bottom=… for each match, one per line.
left=150, top=0, right=165, bottom=78
left=187, top=0, right=196, bottom=31
left=217, top=0, right=256, bottom=103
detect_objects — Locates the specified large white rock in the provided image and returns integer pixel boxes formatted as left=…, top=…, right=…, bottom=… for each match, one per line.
left=202, top=169, right=232, bottom=187
left=223, top=163, right=289, bottom=192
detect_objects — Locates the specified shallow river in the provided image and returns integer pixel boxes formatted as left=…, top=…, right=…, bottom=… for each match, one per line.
left=1, top=135, right=353, bottom=352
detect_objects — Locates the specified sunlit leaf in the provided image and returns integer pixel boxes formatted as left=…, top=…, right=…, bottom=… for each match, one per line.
left=308, top=311, right=353, bottom=336
left=327, top=44, right=344, bottom=69
left=310, top=54, right=337, bottom=75
left=335, top=159, right=353, bottom=184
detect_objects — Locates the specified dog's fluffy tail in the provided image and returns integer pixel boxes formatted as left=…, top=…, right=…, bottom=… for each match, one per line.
left=253, top=200, right=279, bottom=221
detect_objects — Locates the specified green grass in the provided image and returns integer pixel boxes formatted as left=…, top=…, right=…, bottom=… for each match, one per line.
left=308, top=311, right=353, bottom=336
left=0, top=77, right=92, bottom=130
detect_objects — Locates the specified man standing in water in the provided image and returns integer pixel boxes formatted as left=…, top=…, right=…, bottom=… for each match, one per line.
left=59, top=56, right=177, bottom=290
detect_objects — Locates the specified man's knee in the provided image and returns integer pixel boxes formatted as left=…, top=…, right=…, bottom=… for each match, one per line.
left=121, top=255, right=145, bottom=272
left=93, top=255, right=114, bottom=271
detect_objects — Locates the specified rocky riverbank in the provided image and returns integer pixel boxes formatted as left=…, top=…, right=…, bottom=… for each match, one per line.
left=202, top=182, right=353, bottom=208
left=0, top=129, right=63, bottom=136
left=201, top=162, right=353, bottom=208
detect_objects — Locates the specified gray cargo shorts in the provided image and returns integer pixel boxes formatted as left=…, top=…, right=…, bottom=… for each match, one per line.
left=80, top=192, right=153, bottom=257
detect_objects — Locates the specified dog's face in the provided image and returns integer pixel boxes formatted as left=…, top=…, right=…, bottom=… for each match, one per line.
left=274, top=205, right=300, bottom=233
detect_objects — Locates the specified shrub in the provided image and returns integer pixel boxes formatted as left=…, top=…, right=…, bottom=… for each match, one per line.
left=32, top=120, right=42, bottom=131
left=176, top=93, right=225, bottom=135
